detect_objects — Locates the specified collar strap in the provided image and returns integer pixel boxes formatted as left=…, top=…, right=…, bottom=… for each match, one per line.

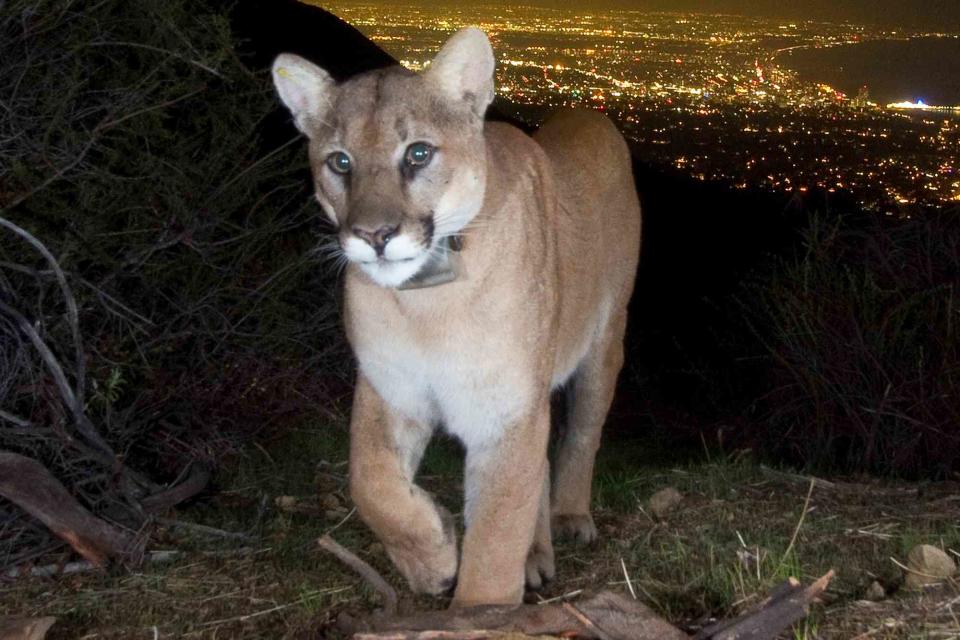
left=397, top=235, right=464, bottom=290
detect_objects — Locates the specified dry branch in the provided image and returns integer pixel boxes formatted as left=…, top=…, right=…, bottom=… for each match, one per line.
left=2, top=548, right=262, bottom=579
left=694, top=570, right=835, bottom=640
left=141, top=464, right=211, bottom=514
left=0, top=451, right=134, bottom=566
left=0, top=216, right=85, bottom=410
left=0, top=299, right=112, bottom=462
left=320, top=535, right=834, bottom=640
left=318, top=534, right=399, bottom=616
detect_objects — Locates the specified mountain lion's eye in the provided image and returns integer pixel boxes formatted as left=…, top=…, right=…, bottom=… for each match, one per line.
left=327, top=152, right=351, bottom=174
left=405, top=142, right=433, bottom=167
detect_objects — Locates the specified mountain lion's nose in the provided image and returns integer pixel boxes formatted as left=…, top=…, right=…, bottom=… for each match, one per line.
left=353, top=223, right=399, bottom=256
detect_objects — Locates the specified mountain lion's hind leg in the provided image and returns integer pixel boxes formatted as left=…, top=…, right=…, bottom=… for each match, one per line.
left=551, top=309, right=627, bottom=544
left=349, top=375, right=458, bottom=595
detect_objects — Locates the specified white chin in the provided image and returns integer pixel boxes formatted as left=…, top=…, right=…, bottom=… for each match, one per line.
left=358, top=253, right=430, bottom=288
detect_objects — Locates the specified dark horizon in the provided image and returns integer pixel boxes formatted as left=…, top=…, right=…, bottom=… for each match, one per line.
left=324, top=0, right=960, bottom=30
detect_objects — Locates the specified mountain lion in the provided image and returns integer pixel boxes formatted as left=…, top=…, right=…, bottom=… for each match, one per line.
left=272, top=27, right=641, bottom=606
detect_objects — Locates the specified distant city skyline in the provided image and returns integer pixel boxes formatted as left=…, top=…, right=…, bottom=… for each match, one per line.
left=325, top=2, right=960, bottom=209
left=337, top=1, right=960, bottom=30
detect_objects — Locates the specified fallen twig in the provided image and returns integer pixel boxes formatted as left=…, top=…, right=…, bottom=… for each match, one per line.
left=563, top=601, right=615, bottom=640
left=141, top=464, right=211, bottom=514
left=318, top=534, right=399, bottom=616
left=759, top=465, right=836, bottom=490
left=3, top=551, right=176, bottom=580
left=199, top=586, right=351, bottom=629
left=537, top=588, right=583, bottom=605
left=620, top=558, right=637, bottom=600
left=3, top=548, right=262, bottom=579
left=694, top=570, right=835, bottom=640
left=159, top=518, right=254, bottom=543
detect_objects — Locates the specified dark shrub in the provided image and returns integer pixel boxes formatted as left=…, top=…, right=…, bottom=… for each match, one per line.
left=0, top=0, right=349, bottom=562
left=743, top=209, right=960, bottom=476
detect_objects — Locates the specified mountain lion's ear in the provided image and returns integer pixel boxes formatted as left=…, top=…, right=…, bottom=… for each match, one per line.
left=272, top=53, right=334, bottom=135
left=425, top=27, right=495, bottom=118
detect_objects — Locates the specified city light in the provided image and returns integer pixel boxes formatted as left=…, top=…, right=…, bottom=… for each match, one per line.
left=888, top=100, right=960, bottom=112
left=322, top=2, right=960, bottom=209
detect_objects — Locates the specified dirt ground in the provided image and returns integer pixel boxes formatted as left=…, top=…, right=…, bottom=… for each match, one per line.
left=2, top=420, right=959, bottom=639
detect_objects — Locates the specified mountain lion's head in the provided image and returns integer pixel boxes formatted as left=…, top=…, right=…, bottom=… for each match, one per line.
left=272, top=28, right=495, bottom=288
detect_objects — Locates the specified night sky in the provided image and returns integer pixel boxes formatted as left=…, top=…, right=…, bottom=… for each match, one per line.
left=361, top=0, right=960, bottom=30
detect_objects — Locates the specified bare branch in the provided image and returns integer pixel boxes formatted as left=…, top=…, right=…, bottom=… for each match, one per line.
left=318, top=535, right=399, bottom=617
left=84, top=41, right=224, bottom=78
left=0, top=215, right=86, bottom=406
left=0, top=298, right=113, bottom=461
left=140, top=463, right=211, bottom=514
left=0, top=408, right=31, bottom=428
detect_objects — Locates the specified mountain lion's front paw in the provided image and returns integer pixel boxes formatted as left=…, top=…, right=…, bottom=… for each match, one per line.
left=525, top=540, right=555, bottom=591
left=385, top=505, right=459, bottom=595
left=552, top=513, right=598, bottom=545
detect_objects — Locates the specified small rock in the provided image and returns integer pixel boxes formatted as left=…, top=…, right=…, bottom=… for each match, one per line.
left=904, top=544, right=957, bottom=589
left=366, top=542, right=384, bottom=555
left=320, top=493, right=341, bottom=510
left=864, top=580, right=886, bottom=601
left=275, top=495, right=298, bottom=511
left=648, top=487, right=683, bottom=518
left=324, top=507, right=349, bottom=521
left=315, top=472, right=340, bottom=493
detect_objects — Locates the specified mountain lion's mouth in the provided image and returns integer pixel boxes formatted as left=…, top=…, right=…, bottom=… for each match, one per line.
left=349, top=236, right=460, bottom=289
left=358, top=255, right=418, bottom=265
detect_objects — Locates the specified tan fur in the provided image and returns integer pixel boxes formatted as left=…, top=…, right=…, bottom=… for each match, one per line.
left=273, top=28, right=640, bottom=606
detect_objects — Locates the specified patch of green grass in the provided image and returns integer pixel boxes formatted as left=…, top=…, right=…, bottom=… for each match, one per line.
left=574, top=436, right=960, bottom=635
left=419, top=434, right=466, bottom=483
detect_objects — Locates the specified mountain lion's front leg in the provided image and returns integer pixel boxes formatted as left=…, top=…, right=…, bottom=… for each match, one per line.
left=349, top=375, right=458, bottom=595
left=454, top=402, right=551, bottom=606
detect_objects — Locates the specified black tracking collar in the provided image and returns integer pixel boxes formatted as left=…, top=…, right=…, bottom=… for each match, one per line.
left=397, top=235, right=464, bottom=290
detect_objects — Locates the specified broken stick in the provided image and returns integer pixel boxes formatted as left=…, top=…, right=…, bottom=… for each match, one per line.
left=318, top=535, right=399, bottom=616
left=694, top=570, right=835, bottom=640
